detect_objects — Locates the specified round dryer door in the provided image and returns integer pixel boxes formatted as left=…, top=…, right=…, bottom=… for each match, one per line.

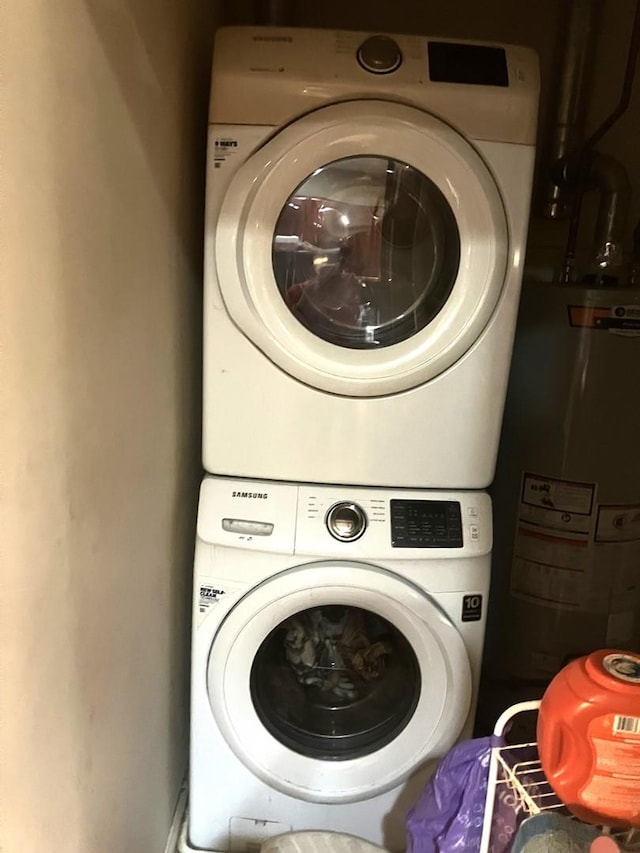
left=214, top=100, right=508, bottom=397
left=206, top=562, right=472, bottom=804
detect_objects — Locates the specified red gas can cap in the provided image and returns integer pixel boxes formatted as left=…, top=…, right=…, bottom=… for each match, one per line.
left=600, top=651, right=640, bottom=685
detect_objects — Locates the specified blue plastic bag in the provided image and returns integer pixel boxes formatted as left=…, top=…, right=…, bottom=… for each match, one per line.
left=406, top=737, right=501, bottom=853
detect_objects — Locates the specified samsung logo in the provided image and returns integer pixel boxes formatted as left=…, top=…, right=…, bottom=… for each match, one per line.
left=252, top=35, right=292, bottom=42
left=232, top=491, right=269, bottom=499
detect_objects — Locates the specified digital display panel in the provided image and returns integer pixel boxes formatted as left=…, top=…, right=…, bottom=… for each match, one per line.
left=391, top=499, right=463, bottom=548
left=428, top=42, right=509, bottom=87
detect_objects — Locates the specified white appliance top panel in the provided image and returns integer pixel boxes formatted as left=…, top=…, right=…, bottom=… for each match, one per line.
left=197, top=476, right=491, bottom=557
left=209, top=26, right=539, bottom=146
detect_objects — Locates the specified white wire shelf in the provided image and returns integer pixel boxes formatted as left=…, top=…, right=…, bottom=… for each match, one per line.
left=479, top=700, right=640, bottom=852
left=493, top=743, right=565, bottom=817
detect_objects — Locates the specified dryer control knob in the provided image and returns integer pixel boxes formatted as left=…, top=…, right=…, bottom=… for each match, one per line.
left=326, top=502, right=367, bottom=542
left=357, top=36, right=402, bottom=74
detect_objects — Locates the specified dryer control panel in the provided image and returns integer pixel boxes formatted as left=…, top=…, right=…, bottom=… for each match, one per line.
left=210, top=27, right=539, bottom=147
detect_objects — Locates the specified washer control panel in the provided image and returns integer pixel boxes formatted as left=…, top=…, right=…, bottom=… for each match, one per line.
left=326, top=501, right=367, bottom=542
left=198, top=476, right=491, bottom=557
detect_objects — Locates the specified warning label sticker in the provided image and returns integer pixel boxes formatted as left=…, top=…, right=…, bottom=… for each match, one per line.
left=596, top=503, right=640, bottom=542
left=568, top=304, right=640, bottom=335
left=511, top=473, right=598, bottom=609
left=511, top=532, right=589, bottom=609
left=521, top=473, right=594, bottom=515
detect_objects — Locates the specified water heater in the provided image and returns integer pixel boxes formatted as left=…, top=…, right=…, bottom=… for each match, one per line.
left=489, top=280, right=640, bottom=681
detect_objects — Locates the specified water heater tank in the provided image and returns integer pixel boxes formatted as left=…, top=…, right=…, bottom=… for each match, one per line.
left=488, top=280, right=640, bottom=682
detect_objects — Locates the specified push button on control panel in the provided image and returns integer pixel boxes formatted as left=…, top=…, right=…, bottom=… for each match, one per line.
left=326, top=501, right=367, bottom=542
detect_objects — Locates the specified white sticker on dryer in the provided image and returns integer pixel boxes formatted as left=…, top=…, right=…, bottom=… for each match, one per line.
left=213, top=138, right=239, bottom=169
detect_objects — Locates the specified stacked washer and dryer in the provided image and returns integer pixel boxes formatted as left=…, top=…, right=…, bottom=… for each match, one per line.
left=189, top=27, right=539, bottom=853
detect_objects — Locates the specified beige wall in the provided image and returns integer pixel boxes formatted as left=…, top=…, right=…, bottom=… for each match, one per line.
left=1, top=0, right=216, bottom=850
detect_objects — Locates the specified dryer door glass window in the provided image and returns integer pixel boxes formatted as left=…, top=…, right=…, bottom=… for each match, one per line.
left=272, top=156, right=460, bottom=349
left=250, top=605, right=421, bottom=760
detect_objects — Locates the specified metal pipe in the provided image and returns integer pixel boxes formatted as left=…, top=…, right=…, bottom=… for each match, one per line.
left=630, top=220, right=640, bottom=285
left=590, top=153, right=632, bottom=268
left=584, top=7, right=640, bottom=151
left=255, top=0, right=294, bottom=25
left=553, top=151, right=631, bottom=269
left=545, top=0, right=600, bottom=220
left=563, top=0, right=640, bottom=280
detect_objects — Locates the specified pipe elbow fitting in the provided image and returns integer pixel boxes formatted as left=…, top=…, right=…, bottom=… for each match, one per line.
left=590, top=152, right=631, bottom=268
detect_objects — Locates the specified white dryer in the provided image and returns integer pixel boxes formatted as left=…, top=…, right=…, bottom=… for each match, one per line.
left=203, top=27, right=539, bottom=489
left=189, top=476, right=491, bottom=852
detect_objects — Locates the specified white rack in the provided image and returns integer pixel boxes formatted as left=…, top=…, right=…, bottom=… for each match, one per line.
left=479, top=700, right=549, bottom=852
left=479, top=700, right=640, bottom=853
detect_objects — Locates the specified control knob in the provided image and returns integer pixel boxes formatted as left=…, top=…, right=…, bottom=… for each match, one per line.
left=326, top=502, right=367, bottom=542
left=357, top=35, right=403, bottom=74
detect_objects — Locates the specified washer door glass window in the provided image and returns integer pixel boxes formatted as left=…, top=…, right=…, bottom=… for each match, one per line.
left=206, top=562, right=472, bottom=803
left=250, top=604, right=420, bottom=760
left=273, top=156, right=460, bottom=349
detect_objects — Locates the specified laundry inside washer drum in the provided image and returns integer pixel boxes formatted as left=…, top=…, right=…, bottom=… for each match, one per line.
left=250, top=605, right=421, bottom=760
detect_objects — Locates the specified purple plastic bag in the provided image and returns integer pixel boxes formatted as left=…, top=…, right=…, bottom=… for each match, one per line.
left=406, top=736, right=502, bottom=853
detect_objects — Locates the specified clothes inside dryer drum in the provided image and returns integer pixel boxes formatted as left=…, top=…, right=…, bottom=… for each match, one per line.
left=250, top=605, right=421, bottom=760
left=272, top=156, right=460, bottom=349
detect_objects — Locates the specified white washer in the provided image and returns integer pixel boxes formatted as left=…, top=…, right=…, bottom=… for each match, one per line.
left=203, top=27, right=539, bottom=489
left=189, top=476, right=491, bottom=852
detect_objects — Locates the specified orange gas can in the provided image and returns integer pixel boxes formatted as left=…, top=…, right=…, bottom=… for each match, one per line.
left=537, top=649, right=640, bottom=828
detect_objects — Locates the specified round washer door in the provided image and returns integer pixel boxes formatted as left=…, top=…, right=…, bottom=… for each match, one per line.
left=206, top=562, right=472, bottom=804
left=214, top=100, right=508, bottom=397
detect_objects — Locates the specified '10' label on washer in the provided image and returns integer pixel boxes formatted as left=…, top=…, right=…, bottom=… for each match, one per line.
left=462, top=594, right=483, bottom=622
